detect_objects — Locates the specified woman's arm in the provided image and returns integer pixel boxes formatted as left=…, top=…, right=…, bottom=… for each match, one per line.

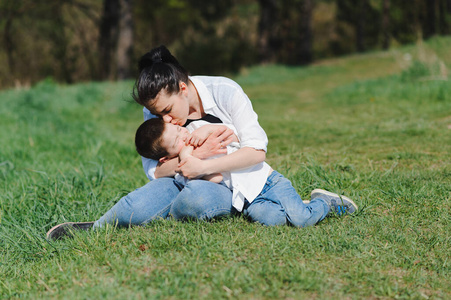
left=154, top=158, right=178, bottom=178
left=177, top=147, right=266, bottom=179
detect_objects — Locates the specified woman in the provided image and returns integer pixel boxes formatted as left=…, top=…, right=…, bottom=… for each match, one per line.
left=98, top=45, right=268, bottom=225
left=46, top=45, right=356, bottom=240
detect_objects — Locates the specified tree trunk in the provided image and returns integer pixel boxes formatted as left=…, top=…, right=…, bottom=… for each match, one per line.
left=356, top=0, right=367, bottom=52
left=295, top=0, right=313, bottom=64
left=52, top=3, right=73, bottom=83
left=257, top=0, right=278, bottom=63
left=437, top=0, right=449, bottom=34
left=98, top=0, right=120, bottom=80
left=116, top=0, right=133, bottom=80
left=382, top=0, right=390, bottom=49
left=425, top=0, right=437, bottom=38
left=4, top=16, right=15, bottom=76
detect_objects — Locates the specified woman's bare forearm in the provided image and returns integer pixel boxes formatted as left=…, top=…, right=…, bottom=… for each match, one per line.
left=203, top=147, right=265, bottom=174
left=177, top=147, right=266, bottom=179
left=154, top=158, right=178, bottom=178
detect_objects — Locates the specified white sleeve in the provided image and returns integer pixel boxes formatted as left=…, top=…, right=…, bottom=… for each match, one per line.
left=225, top=87, right=268, bottom=152
left=141, top=107, right=159, bottom=180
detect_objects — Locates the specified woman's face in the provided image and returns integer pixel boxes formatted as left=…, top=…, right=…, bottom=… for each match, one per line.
left=148, top=86, right=190, bottom=126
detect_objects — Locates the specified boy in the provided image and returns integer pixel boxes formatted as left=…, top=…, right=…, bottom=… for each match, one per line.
left=135, top=118, right=240, bottom=184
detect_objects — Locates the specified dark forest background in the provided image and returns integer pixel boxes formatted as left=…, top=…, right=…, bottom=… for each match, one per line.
left=1, top=0, right=451, bottom=89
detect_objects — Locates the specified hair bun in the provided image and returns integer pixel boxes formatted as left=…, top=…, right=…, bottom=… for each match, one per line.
left=138, top=45, right=170, bottom=71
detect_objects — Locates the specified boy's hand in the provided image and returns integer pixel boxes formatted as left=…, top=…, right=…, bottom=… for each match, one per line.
left=192, top=127, right=234, bottom=159
left=187, top=125, right=218, bottom=147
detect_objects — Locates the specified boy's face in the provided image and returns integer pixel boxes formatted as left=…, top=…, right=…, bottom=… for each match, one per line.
left=160, top=123, right=189, bottom=161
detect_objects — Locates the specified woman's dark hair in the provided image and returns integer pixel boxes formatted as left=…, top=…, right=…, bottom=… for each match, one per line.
left=132, top=45, right=189, bottom=108
left=135, top=118, right=168, bottom=160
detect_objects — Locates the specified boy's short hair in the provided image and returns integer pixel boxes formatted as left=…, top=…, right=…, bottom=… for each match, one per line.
left=135, top=118, right=169, bottom=160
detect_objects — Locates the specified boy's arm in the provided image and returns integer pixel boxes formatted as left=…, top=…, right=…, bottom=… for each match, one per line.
left=188, top=124, right=239, bottom=147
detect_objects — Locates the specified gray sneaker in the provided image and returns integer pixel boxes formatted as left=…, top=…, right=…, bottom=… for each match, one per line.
left=46, top=222, right=94, bottom=240
left=311, top=189, right=358, bottom=216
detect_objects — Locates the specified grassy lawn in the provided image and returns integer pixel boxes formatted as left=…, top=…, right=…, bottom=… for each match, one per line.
left=1, top=37, right=450, bottom=299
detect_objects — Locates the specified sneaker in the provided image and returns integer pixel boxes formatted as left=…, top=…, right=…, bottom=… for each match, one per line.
left=46, top=222, right=94, bottom=240
left=311, top=189, right=358, bottom=216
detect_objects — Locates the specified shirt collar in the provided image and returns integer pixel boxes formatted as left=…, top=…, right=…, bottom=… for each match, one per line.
left=189, top=76, right=216, bottom=111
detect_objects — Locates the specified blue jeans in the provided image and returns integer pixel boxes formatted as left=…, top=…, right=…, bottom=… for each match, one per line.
left=93, top=177, right=233, bottom=228
left=243, top=171, right=330, bottom=227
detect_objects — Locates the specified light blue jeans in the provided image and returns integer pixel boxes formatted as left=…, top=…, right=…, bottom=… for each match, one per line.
left=93, top=177, right=234, bottom=228
left=94, top=171, right=329, bottom=228
left=243, top=171, right=330, bottom=227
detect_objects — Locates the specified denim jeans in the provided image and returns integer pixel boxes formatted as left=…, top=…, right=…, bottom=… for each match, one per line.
left=243, top=171, right=330, bottom=227
left=93, top=177, right=233, bottom=228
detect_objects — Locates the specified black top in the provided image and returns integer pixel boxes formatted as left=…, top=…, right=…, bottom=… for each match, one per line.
left=184, top=114, right=223, bottom=127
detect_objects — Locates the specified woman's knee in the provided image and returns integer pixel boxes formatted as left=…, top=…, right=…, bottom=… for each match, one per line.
left=170, top=180, right=232, bottom=220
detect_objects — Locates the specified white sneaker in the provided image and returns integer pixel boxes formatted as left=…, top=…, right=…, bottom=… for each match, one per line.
left=311, top=189, right=358, bottom=216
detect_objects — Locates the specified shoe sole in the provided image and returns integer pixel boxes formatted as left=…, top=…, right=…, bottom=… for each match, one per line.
left=46, top=222, right=94, bottom=240
left=311, top=189, right=358, bottom=211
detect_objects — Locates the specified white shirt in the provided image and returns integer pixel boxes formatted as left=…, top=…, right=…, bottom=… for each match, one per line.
left=141, top=76, right=270, bottom=211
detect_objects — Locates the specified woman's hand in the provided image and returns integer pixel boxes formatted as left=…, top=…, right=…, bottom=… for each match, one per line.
left=154, top=157, right=178, bottom=178
left=176, top=156, right=207, bottom=179
left=192, top=127, right=234, bottom=159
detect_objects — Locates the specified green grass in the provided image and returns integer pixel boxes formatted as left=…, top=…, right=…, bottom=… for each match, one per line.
left=1, top=37, right=450, bottom=299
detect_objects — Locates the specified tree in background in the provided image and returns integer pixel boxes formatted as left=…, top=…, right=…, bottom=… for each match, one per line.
left=1, top=0, right=25, bottom=83
left=0, top=0, right=101, bottom=87
left=117, top=0, right=133, bottom=80
left=257, top=0, right=313, bottom=65
left=133, top=0, right=259, bottom=75
left=1, top=0, right=451, bottom=89
left=286, top=0, right=314, bottom=65
left=99, top=0, right=133, bottom=80
left=424, top=0, right=451, bottom=37
left=382, top=0, right=390, bottom=49
left=99, top=0, right=120, bottom=80
left=50, top=2, right=73, bottom=83
left=257, top=0, right=279, bottom=63
left=335, top=0, right=380, bottom=53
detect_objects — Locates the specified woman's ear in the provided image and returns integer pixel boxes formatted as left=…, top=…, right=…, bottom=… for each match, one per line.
left=179, top=82, right=188, bottom=95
